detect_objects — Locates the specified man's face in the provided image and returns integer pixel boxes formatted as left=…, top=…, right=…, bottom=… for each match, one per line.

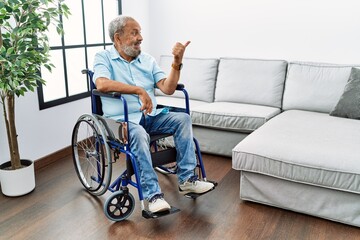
left=116, top=20, right=143, bottom=59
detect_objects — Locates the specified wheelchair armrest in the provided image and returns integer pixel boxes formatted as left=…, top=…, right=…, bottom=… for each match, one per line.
left=156, top=83, right=190, bottom=114
left=92, top=89, right=122, bottom=98
left=176, top=83, right=185, bottom=91
left=176, top=83, right=190, bottom=114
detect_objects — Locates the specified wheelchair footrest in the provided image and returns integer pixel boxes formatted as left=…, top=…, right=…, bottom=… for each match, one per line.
left=142, top=206, right=180, bottom=219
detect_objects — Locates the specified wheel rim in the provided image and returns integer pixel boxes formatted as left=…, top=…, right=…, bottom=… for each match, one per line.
left=104, top=191, right=135, bottom=221
left=72, top=114, right=112, bottom=196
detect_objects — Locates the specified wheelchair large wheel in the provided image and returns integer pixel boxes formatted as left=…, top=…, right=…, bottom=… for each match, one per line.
left=72, top=114, right=112, bottom=196
left=104, top=190, right=135, bottom=221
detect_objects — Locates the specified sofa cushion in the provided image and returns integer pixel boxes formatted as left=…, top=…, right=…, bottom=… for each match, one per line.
left=282, top=62, right=359, bottom=113
left=156, top=55, right=219, bottom=102
left=233, top=110, right=360, bottom=194
left=330, top=67, right=360, bottom=119
left=191, top=102, right=281, bottom=133
left=214, top=58, right=287, bottom=108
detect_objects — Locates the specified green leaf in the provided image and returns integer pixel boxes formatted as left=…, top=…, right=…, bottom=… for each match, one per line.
left=0, top=0, right=71, bottom=96
left=4, top=6, right=13, bottom=13
left=6, top=47, right=14, bottom=55
left=22, top=3, right=29, bottom=11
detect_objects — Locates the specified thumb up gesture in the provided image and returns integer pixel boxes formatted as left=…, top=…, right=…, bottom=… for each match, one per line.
left=172, top=41, right=191, bottom=64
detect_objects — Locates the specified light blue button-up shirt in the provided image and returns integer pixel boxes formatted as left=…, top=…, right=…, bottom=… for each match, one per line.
left=93, top=46, right=167, bottom=123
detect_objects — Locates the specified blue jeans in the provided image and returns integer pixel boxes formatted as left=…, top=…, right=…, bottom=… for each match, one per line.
left=128, top=111, right=196, bottom=201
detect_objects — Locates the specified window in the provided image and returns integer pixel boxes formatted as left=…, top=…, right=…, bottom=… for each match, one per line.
left=37, top=0, right=122, bottom=109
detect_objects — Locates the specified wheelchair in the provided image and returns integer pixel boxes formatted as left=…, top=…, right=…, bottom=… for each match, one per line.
left=71, top=69, right=216, bottom=221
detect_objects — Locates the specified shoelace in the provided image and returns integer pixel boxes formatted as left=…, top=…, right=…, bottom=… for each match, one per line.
left=187, top=175, right=199, bottom=183
left=150, top=193, right=164, bottom=203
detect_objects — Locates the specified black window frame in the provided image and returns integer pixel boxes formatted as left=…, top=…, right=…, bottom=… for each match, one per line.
left=37, top=0, right=122, bottom=110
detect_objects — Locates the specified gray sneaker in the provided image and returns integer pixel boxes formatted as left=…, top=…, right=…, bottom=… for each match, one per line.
left=148, top=194, right=171, bottom=213
left=179, top=176, right=214, bottom=194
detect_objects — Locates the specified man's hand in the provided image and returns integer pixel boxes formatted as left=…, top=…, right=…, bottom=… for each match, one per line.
left=172, top=41, right=191, bottom=64
left=138, top=88, right=153, bottom=115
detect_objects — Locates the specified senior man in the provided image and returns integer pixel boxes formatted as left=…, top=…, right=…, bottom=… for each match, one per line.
left=93, top=15, right=214, bottom=213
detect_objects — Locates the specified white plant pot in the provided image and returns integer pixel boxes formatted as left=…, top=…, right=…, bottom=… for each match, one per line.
left=0, top=159, right=36, bottom=197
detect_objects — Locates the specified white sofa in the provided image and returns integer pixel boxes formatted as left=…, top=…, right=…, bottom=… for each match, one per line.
left=156, top=55, right=360, bottom=227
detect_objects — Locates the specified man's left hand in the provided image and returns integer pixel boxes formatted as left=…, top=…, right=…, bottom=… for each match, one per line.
left=172, top=41, right=191, bottom=64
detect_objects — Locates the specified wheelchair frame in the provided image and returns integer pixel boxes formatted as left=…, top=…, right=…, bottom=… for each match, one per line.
left=71, top=69, right=215, bottom=221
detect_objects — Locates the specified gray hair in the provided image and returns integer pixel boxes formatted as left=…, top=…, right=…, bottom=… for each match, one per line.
left=108, top=15, right=135, bottom=42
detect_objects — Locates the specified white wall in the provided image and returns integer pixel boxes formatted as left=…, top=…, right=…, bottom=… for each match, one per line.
left=148, top=0, right=360, bottom=64
left=0, top=91, right=91, bottom=164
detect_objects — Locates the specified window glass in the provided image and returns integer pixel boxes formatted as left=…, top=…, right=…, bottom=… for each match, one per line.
left=84, top=0, right=104, bottom=44
left=67, top=48, right=87, bottom=96
left=103, top=0, right=120, bottom=42
left=46, top=22, right=62, bottom=47
left=41, top=50, right=66, bottom=102
left=62, top=0, right=84, bottom=46
left=87, top=46, right=106, bottom=71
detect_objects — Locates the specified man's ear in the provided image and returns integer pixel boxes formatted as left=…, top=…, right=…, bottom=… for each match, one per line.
left=114, top=33, right=122, bottom=45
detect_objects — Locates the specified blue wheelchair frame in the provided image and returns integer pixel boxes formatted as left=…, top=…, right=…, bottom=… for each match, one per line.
left=72, top=69, right=214, bottom=221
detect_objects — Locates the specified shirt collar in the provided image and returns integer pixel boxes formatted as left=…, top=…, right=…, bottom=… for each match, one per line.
left=110, top=45, right=142, bottom=64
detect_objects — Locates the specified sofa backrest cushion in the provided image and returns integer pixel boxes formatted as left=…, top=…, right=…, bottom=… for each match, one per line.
left=214, top=58, right=287, bottom=108
left=282, top=62, right=358, bottom=113
left=157, top=55, right=219, bottom=102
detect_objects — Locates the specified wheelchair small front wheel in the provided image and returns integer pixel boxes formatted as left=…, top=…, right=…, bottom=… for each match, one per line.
left=72, top=114, right=112, bottom=196
left=104, top=190, right=135, bottom=221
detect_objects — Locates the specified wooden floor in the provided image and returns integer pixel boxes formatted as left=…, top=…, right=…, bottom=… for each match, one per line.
left=1, top=153, right=360, bottom=240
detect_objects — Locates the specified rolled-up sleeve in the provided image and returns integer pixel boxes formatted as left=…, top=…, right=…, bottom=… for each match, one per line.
left=93, top=52, right=112, bottom=85
left=152, top=59, right=167, bottom=83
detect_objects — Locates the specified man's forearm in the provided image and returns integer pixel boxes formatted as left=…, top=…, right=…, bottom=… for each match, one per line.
left=95, top=77, right=142, bottom=95
left=159, top=68, right=181, bottom=95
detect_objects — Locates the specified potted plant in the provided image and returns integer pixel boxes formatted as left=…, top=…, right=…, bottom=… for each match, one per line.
left=0, top=0, right=70, bottom=196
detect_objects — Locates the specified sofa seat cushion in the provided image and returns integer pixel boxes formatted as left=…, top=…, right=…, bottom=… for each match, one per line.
left=156, top=96, right=208, bottom=109
left=191, top=102, right=281, bottom=133
left=232, top=110, right=360, bottom=193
